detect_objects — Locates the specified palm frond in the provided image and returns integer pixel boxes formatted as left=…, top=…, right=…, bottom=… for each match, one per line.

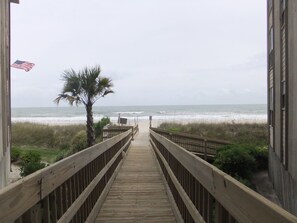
left=102, top=90, right=114, bottom=97
left=54, top=93, right=80, bottom=106
left=55, top=65, right=113, bottom=106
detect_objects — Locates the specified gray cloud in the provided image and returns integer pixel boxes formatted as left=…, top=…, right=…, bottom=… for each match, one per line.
left=10, top=0, right=267, bottom=107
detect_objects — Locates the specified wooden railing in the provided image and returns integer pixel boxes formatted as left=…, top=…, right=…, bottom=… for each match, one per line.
left=150, top=129, right=297, bottom=223
left=0, top=129, right=132, bottom=223
left=151, top=128, right=229, bottom=160
left=103, top=125, right=138, bottom=141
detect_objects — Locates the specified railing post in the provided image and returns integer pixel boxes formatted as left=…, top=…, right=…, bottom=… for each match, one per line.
left=169, top=133, right=173, bottom=142
left=104, top=152, right=108, bottom=185
left=203, top=139, right=207, bottom=160
left=132, top=127, right=134, bottom=141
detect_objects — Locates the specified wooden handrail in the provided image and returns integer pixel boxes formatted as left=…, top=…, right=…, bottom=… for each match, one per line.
left=0, top=129, right=132, bottom=223
left=150, top=129, right=297, bottom=223
left=103, top=125, right=138, bottom=141
left=151, top=127, right=230, bottom=144
left=151, top=127, right=230, bottom=160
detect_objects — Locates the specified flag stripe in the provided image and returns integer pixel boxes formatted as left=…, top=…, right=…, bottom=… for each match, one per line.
left=11, top=60, right=35, bottom=72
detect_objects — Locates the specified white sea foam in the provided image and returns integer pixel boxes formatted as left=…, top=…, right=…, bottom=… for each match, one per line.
left=11, top=114, right=267, bottom=125
left=113, top=111, right=144, bottom=115
left=11, top=105, right=267, bottom=125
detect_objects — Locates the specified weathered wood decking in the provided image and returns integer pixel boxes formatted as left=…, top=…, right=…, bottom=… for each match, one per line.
left=96, top=127, right=176, bottom=223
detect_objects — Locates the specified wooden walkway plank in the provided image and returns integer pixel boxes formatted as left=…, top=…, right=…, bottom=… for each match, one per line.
left=96, top=126, right=176, bottom=223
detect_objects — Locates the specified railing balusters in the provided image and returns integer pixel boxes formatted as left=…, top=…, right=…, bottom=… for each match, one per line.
left=22, top=203, right=42, bottom=223
left=43, top=196, right=51, bottom=223
left=203, top=188, right=209, bottom=220
left=0, top=130, right=132, bottom=223
left=62, top=182, right=67, bottom=212
left=15, top=218, right=22, bottom=223
left=150, top=129, right=297, bottom=223
left=151, top=128, right=230, bottom=161
left=103, top=125, right=138, bottom=141
left=56, top=186, right=62, bottom=219
left=207, top=193, right=214, bottom=223
left=49, top=191, right=58, bottom=223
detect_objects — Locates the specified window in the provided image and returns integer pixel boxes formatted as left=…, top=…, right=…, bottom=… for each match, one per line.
left=269, top=11, right=273, bottom=29
left=282, top=0, right=286, bottom=12
left=280, top=80, right=287, bottom=167
left=268, top=0, right=273, bottom=12
left=270, top=124, right=274, bottom=148
left=280, top=0, right=288, bottom=167
left=269, top=28, right=274, bottom=53
left=269, top=87, right=274, bottom=110
left=281, top=0, right=287, bottom=26
left=269, top=87, right=274, bottom=148
left=281, top=81, right=286, bottom=95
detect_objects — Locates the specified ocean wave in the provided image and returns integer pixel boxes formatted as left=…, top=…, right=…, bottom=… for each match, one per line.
left=11, top=105, right=267, bottom=125
left=12, top=113, right=267, bottom=125
left=112, top=111, right=144, bottom=115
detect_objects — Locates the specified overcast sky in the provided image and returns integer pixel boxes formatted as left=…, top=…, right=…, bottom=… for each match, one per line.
left=10, top=0, right=267, bottom=107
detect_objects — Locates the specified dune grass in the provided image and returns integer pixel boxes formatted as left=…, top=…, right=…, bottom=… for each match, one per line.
left=12, top=146, right=61, bottom=164
left=12, top=123, right=86, bottom=163
left=158, top=122, right=268, bottom=146
left=12, top=122, right=86, bottom=149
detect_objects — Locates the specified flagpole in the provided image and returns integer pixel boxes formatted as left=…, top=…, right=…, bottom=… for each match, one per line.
left=0, top=0, right=19, bottom=189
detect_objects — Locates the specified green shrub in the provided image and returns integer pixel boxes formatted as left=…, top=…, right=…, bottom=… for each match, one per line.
left=11, top=147, right=22, bottom=162
left=20, top=151, right=46, bottom=176
left=94, top=117, right=111, bottom=138
left=71, top=130, right=88, bottom=152
left=168, top=127, right=182, bottom=133
left=55, top=149, right=74, bottom=162
left=58, top=142, right=71, bottom=150
left=214, top=145, right=256, bottom=180
left=253, top=146, right=268, bottom=170
left=214, top=144, right=268, bottom=180
left=235, top=176, right=255, bottom=189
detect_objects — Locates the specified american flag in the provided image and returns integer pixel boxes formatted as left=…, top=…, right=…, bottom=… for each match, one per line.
left=11, top=60, right=35, bottom=72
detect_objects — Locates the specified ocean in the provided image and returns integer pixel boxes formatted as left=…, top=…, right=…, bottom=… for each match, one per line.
left=11, top=104, right=267, bottom=126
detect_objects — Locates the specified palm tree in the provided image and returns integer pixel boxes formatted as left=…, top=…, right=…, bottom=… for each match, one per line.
left=55, top=66, right=114, bottom=147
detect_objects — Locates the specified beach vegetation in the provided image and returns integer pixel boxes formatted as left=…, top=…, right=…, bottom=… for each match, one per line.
left=11, top=123, right=85, bottom=163
left=11, top=148, right=21, bottom=162
left=12, top=122, right=85, bottom=149
left=71, top=130, right=88, bottom=152
left=55, top=149, right=74, bottom=162
left=94, top=117, right=111, bottom=138
left=19, top=151, right=46, bottom=177
left=12, top=146, right=61, bottom=164
left=158, top=122, right=268, bottom=187
left=158, top=122, right=268, bottom=146
left=54, top=65, right=114, bottom=147
left=246, top=146, right=268, bottom=170
left=214, top=144, right=268, bottom=185
left=214, top=145, right=256, bottom=180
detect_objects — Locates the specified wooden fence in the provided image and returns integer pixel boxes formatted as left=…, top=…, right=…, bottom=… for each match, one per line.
left=0, top=129, right=132, bottom=223
left=150, top=129, right=297, bottom=223
left=151, top=128, right=229, bottom=160
left=103, top=125, right=138, bottom=141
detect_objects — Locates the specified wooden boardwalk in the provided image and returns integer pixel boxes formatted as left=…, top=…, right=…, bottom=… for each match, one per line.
left=96, top=126, right=176, bottom=223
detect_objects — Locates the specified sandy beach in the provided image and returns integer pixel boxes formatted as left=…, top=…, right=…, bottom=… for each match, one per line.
left=9, top=164, right=21, bottom=184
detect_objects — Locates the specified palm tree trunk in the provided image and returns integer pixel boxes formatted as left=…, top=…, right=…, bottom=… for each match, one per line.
left=86, top=103, right=95, bottom=147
